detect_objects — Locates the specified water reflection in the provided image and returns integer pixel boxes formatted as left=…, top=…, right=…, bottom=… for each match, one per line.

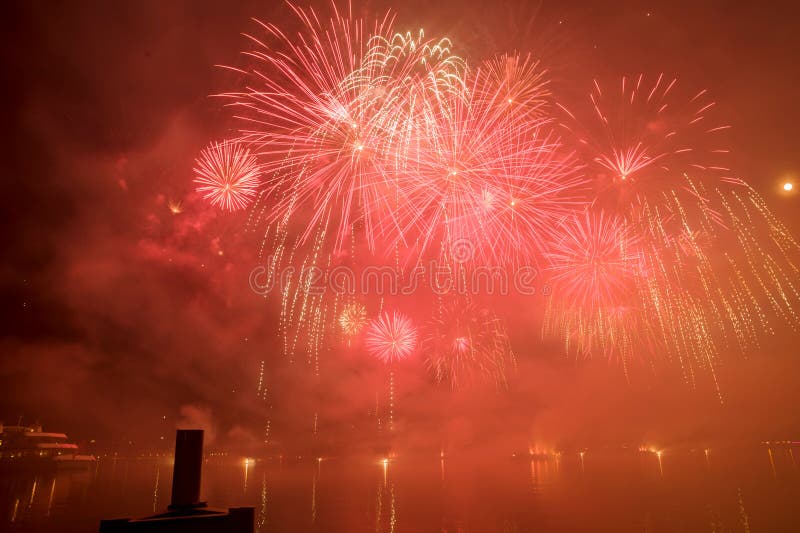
left=375, top=459, right=396, bottom=533
left=1, top=468, right=93, bottom=529
left=2, top=447, right=800, bottom=531
left=768, top=447, right=778, bottom=478
left=256, top=472, right=267, bottom=533
left=46, top=477, right=56, bottom=518
left=151, top=463, right=160, bottom=513
left=310, top=461, right=316, bottom=524
left=737, top=488, right=752, bottom=533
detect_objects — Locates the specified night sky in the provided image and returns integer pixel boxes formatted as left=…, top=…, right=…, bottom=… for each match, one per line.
left=2, top=0, right=799, bottom=453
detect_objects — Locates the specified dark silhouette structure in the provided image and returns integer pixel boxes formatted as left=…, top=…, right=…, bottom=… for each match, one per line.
left=169, top=430, right=205, bottom=509
left=99, top=429, right=254, bottom=533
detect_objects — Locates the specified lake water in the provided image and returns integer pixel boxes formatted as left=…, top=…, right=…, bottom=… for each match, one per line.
left=2, top=446, right=799, bottom=532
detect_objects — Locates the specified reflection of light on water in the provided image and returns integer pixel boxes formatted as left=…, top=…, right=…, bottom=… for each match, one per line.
left=29, top=478, right=38, bottom=506
left=704, top=449, right=711, bottom=471
left=374, top=480, right=382, bottom=532
left=738, top=488, right=751, bottom=533
left=8, top=450, right=800, bottom=530
left=389, top=482, right=396, bottom=533
left=523, top=452, right=564, bottom=492
left=373, top=456, right=398, bottom=532
left=152, top=464, right=160, bottom=512
left=46, top=477, right=56, bottom=517
left=767, top=449, right=777, bottom=479
left=244, top=458, right=253, bottom=493
left=311, top=468, right=317, bottom=523
left=656, top=450, right=664, bottom=477
left=381, top=458, right=389, bottom=486
left=640, top=446, right=664, bottom=476
left=256, top=473, right=268, bottom=533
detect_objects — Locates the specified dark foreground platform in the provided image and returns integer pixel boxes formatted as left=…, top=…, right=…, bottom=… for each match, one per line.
left=99, top=430, right=254, bottom=533
left=99, top=506, right=254, bottom=533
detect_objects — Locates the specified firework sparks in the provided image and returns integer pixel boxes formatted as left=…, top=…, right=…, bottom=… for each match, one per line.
left=193, top=141, right=261, bottom=211
left=392, top=61, right=586, bottom=267
left=167, top=199, right=183, bottom=215
left=340, top=302, right=368, bottom=337
left=423, top=301, right=516, bottom=389
left=548, top=210, right=640, bottom=311
left=192, top=5, right=800, bottom=395
left=543, top=209, right=648, bottom=367
left=225, top=4, right=465, bottom=253
left=560, top=74, right=733, bottom=215
left=475, top=53, right=551, bottom=118
left=366, top=311, right=418, bottom=364
left=225, top=4, right=469, bottom=363
left=544, top=172, right=800, bottom=392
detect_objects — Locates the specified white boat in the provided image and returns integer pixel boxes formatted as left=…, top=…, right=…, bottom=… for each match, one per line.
left=0, top=423, right=96, bottom=470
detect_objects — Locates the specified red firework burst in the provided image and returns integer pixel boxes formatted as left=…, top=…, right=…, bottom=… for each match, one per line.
left=223, top=3, right=464, bottom=252
left=547, top=210, right=640, bottom=311
left=365, top=311, right=418, bottom=364
left=559, top=74, right=734, bottom=214
left=474, top=53, right=551, bottom=119
left=422, top=301, right=515, bottom=389
left=392, top=61, right=585, bottom=267
left=193, top=141, right=261, bottom=211
left=339, top=302, right=368, bottom=337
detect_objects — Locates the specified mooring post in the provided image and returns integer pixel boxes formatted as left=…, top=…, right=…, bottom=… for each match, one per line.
left=169, top=429, right=206, bottom=510
left=99, top=429, right=253, bottom=532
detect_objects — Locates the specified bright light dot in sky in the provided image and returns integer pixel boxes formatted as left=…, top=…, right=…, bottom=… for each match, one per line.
left=784, top=182, right=794, bottom=191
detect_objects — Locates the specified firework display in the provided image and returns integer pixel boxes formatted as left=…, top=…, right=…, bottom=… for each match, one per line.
left=194, top=141, right=261, bottom=211
left=559, top=74, right=735, bottom=214
left=545, top=76, right=800, bottom=392
left=547, top=210, right=639, bottom=312
left=422, top=300, right=516, bottom=389
left=366, top=311, right=418, bottom=364
left=193, top=2, right=800, bottom=394
left=340, top=302, right=368, bottom=338
left=9, top=5, right=800, bottom=531
left=391, top=61, right=586, bottom=268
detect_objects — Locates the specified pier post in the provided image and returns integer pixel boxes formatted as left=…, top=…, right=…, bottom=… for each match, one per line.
left=169, top=429, right=205, bottom=509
